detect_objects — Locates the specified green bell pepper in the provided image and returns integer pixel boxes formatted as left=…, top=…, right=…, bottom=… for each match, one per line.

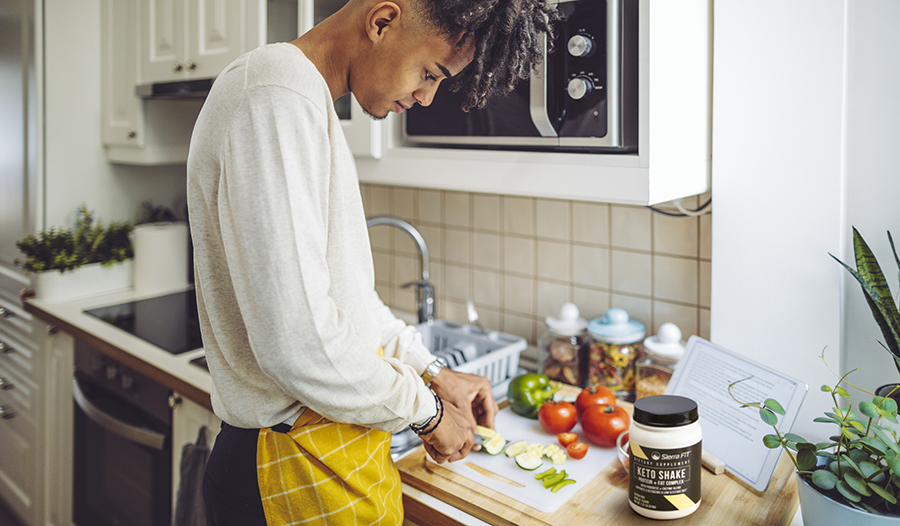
left=506, top=373, right=562, bottom=419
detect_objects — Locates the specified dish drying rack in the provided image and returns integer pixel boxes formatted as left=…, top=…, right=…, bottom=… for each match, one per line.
left=416, top=320, right=526, bottom=386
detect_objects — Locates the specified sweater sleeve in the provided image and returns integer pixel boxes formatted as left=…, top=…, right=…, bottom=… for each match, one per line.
left=216, top=86, right=435, bottom=432
left=366, top=289, right=436, bottom=375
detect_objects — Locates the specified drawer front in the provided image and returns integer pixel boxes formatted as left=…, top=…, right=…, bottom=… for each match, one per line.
left=0, top=326, right=37, bottom=381
left=0, top=359, right=36, bottom=422
left=0, top=294, right=35, bottom=344
left=0, top=387, right=37, bottom=517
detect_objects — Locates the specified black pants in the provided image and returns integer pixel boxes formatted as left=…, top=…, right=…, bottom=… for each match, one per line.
left=203, top=422, right=268, bottom=526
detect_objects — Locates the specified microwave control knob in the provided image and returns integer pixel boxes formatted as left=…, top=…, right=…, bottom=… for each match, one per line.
left=567, top=34, right=594, bottom=57
left=567, top=76, right=594, bottom=100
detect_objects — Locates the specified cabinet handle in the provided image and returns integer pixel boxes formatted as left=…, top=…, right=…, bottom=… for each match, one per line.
left=0, top=341, right=13, bottom=354
left=0, top=406, right=14, bottom=420
left=0, top=307, right=14, bottom=319
left=172, top=61, right=183, bottom=72
left=168, top=394, right=183, bottom=409
left=126, top=130, right=137, bottom=139
left=0, top=377, right=12, bottom=391
left=185, top=60, right=196, bottom=71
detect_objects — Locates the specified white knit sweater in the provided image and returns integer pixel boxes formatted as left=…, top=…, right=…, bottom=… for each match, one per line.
left=186, top=43, right=436, bottom=432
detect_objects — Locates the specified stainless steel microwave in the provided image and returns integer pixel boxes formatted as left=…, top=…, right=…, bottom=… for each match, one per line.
left=403, top=0, right=638, bottom=153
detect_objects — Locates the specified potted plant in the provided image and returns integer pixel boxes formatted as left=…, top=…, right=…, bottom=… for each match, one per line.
left=16, top=205, right=134, bottom=302
left=729, top=228, right=900, bottom=524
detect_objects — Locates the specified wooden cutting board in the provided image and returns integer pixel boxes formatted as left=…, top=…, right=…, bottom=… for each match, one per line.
left=397, top=389, right=799, bottom=526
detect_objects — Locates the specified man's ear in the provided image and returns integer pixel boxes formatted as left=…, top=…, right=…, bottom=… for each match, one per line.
left=366, top=2, right=401, bottom=43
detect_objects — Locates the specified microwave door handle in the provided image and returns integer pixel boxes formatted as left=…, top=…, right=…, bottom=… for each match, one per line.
left=529, top=34, right=558, bottom=138
left=72, top=377, right=167, bottom=451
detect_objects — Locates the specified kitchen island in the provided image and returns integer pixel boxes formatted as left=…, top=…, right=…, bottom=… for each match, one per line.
left=25, top=288, right=803, bottom=526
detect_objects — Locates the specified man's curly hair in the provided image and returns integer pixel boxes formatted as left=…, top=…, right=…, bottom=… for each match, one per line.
left=413, top=0, right=562, bottom=111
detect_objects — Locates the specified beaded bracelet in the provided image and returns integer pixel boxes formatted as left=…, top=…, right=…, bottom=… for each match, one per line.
left=410, top=389, right=443, bottom=436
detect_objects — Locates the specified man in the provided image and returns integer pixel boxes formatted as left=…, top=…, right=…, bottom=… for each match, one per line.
left=187, top=0, right=558, bottom=524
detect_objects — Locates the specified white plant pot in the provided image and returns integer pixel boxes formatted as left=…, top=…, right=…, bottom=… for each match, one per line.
left=797, top=473, right=900, bottom=525
left=32, top=260, right=134, bottom=303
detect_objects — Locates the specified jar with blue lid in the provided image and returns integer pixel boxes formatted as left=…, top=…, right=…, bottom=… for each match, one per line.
left=587, top=308, right=645, bottom=402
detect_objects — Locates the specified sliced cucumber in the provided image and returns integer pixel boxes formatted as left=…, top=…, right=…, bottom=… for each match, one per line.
left=515, top=452, right=544, bottom=471
left=504, top=440, right=529, bottom=458
left=482, top=433, right=507, bottom=455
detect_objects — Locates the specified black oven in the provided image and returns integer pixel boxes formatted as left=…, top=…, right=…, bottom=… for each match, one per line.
left=72, top=341, right=172, bottom=526
left=403, top=0, right=638, bottom=152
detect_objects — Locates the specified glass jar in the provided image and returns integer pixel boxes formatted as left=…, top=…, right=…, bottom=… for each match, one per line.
left=538, top=302, right=588, bottom=386
left=587, top=308, right=645, bottom=402
left=635, top=322, right=686, bottom=400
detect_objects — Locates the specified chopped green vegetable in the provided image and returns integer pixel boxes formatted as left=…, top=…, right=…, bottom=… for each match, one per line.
left=534, top=467, right=557, bottom=480
left=550, top=478, right=577, bottom=493
left=542, top=471, right=567, bottom=488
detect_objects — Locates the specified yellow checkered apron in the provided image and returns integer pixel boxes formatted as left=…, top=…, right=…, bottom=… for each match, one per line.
left=256, top=348, right=404, bottom=525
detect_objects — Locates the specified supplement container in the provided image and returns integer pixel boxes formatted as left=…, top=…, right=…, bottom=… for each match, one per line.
left=587, top=308, right=645, bottom=402
left=538, top=302, right=588, bottom=386
left=635, top=323, right=686, bottom=400
left=628, top=395, right=702, bottom=520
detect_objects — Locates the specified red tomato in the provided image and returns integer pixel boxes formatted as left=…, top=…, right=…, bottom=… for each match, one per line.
left=538, top=400, right=578, bottom=434
left=575, top=385, right=617, bottom=416
left=581, top=404, right=630, bottom=448
left=557, top=432, right=578, bottom=447
left=567, top=442, right=588, bottom=459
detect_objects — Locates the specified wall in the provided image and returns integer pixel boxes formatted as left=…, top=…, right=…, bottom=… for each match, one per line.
left=361, top=184, right=712, bottom=366
left=42, top=0, right=186, bottom=231
left=711, top=0, right=845, bottom=441
left=840, top=0, right=900, bottom=393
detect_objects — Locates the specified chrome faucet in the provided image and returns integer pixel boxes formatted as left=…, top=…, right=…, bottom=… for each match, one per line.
left=366, top=216, right=435, bottom=324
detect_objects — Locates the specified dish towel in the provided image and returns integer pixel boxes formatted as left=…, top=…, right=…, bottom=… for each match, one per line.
left=172, top=426, right=210, bottom=526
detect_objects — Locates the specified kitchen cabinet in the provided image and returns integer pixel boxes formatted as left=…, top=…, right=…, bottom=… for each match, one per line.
left=140, top=0, right=257, bottom=84
left=355, top=0, right=711, bottom=206
left=103, top=0, right=300, bottom=165
left=0, top=286, right=71, bottom=526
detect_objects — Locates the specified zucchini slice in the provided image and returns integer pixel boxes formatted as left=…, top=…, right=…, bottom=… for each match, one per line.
left=482, top=433, right=507, bottom=455
left=504, top=440, right=529, bottom=458
left=515, top=452, right=544, bottom=471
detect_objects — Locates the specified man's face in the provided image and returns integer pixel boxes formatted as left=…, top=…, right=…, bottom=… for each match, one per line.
left=351, top=25, right=475, bottom=120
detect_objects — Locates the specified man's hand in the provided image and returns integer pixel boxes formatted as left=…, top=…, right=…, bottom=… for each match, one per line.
left=430, top=368, right=499, bottom=430
left=420, top=400, right=476, bottom=463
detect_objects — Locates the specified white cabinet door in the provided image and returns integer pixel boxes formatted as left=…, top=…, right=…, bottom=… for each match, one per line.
left=187, top=0, right=251, bottom=79
left=141, top=0, right=187, bottom=83
left=101, top=0, right=144, bottom=148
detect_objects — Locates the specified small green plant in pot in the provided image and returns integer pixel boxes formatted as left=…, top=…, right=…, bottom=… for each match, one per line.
left=728, top=228, right=900, bottom=519
left=15, top=205, right=133, bottom=273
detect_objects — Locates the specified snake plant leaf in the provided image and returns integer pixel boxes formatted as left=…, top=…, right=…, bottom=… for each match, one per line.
left=812, top=469, right=838, bottom=490
left=889, top=231, right=899, bottom=277
left=830, top=228, right=900, bottom=367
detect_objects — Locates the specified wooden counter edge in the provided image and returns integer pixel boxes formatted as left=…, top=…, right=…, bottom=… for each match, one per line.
left=25, top=300, right=214, bottom=412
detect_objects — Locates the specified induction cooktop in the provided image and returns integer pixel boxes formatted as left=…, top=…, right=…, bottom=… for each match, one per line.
left=84, top=290, right=203, bottom=355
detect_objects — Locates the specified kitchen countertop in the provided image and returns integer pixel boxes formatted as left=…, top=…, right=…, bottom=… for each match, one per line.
left=24, top=288, right=806, bottom=526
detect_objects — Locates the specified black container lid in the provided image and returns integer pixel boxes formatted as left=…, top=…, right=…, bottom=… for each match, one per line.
left=633, top=395, right=699, bottom=427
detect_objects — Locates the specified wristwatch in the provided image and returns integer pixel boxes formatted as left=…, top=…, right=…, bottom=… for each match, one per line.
left=421, top=358, right=446, bottom=387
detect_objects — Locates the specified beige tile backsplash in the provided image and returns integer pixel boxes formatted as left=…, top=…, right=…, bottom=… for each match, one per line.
left=361, top=184, right=712, bottom=367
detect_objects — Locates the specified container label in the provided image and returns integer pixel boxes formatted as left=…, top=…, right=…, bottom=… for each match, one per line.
left=629, top=441, right=701, bottom=512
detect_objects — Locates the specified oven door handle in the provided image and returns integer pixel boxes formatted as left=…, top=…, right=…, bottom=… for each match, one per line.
left=529, top=32, right=558, bottom=138
left=72, top=377, right=167, bottom=451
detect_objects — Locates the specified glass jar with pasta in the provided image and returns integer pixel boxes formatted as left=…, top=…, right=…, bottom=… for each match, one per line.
left=586, top=308, right=645, bottom=402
